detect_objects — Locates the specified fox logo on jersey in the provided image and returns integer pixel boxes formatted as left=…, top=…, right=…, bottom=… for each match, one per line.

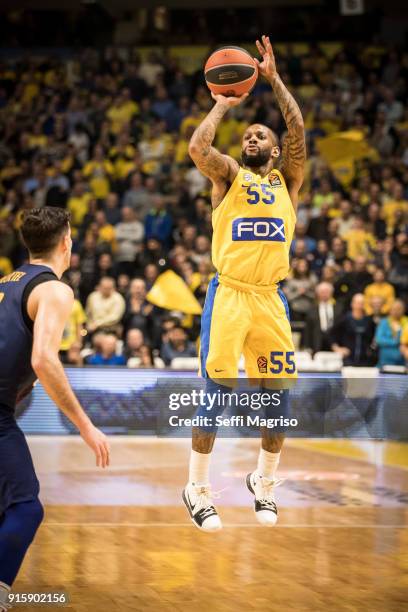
left=232, top=217, right=286, bottom=242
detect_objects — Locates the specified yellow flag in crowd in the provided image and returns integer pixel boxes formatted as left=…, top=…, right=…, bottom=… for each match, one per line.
left=146, top=270, right=202, bottom=315
left=316, top=130, right=379, bottom=187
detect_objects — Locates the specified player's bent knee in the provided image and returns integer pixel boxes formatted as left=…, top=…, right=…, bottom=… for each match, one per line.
left=30, top=498, right=45, bottom=530
left=10, top=498, right=44, bottom=540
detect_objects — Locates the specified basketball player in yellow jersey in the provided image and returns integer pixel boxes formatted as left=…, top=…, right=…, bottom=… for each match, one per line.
left=182, top=36, right=306, bottom=531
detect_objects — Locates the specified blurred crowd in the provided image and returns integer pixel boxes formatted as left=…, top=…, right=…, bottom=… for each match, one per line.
left=0, top=42, right=407, bottom=369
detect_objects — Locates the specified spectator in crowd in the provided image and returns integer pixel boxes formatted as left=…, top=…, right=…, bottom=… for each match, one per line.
left=144, top=195, right=173, bottom=248
left=365, top=202, right=386, bottom=241
left=144, top=263, right=159, bottom=289
left=364, top=268, right=395, bottom=316
left=64, top=253, right=82, bottom=294
left=400, top=325, right=408, bottom=364
left=307, top=203, right=330, bottom=242
left=304, top=282, right=343, bottom=353
left=375, top=300, right=408, bottom=367
left=60, top=293, right=87, bottom=362
left=333, top=256, right=373, bottom=311
left=337, top=200, right=355, bottom=239
left=122, top=172, right=150, bottom=218
left=283, top=259, right=317, bottom=322
left=117, top=273, right=131, bottom=297
left=124, top=328, right=145, bottom=363
left=92, top=210, right=116, bottom=252
left=388, top=238, right=408, bottom=304
left=78, top=234, right=99, bottom=300
left=368, top=295, right=386, bottom=325
left=0, top=218, right=17, bottom=265
left=65, top=342, right=84, bottom=367
left=126, top=328, right=158, bottom=368
left=343, top=216, right=377, bottom=261
left=190, top=235, right=211, bottom=267
left=78, top=198, right=98, bottom=241
left=139, top=51, right=164, bottom=87
left=161, top=325, right=197, bottom=366
left=122, top=277, right=154, bottom=339
left=124, top=344, right=153, bottom=368
left=137, top=344, right=156, bottom=368
left=69, top=123, right=90, bottom=164
left=312, top=178, right=334, bottom=208
left=327, top=236, right=348, bottom=268
left=104, top=192, right=121, bottom=226
left=114, top=206, right=144, bottom=276
left=290, top=222, right=316, bottom=256
left=193, top=259, right=215, bottom=305
left=86, top=333, right=126, bottom=365
left=85, top=276, right=126, bottom=334
left=83, top=144, right=114, bottom=200
left=46, top=161, right=70, bottom=208
left=311, top=239, right=329, bottom=276
left=95, top=252, right=116, bottom=282
left=378, top=88, right=404, bottom=124
left=159, top=316, right=179, bottom=345
left=67, top=180, right=92, bottom=231
left=382, top=182, right=407, bottom=234
left=330, top=293, right=377, bottom=366
left=137, top=237, right=167, bottom=270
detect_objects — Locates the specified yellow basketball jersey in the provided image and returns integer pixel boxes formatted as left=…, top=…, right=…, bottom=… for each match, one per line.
left=212, top=167, right=296, bottom=286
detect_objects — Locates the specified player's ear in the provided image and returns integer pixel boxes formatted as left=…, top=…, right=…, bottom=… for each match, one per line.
left=271, top=146, right=280, bottom=158
left=62, top=229, right=72, bottom=252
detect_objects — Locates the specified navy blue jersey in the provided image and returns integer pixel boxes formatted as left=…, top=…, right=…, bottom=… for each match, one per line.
left=0, top=264, right=58, bottom=413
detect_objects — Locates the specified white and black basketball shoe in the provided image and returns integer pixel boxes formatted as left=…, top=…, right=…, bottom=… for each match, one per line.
left=182, top=483, right=222, bottom=532
left=246, top=471, right=283, bottom=526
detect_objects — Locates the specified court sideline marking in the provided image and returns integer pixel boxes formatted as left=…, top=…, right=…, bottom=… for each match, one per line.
left=43, top=522, right=407, bottom=528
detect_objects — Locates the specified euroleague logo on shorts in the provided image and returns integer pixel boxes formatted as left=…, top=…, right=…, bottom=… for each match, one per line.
left=257, top=356, right=268, bottom=373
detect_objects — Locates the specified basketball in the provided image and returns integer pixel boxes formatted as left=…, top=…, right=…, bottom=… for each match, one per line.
left=204, top=46, right=258, bottom=97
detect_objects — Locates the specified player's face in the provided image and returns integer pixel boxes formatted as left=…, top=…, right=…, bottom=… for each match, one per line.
left=241, top=125, right=279, bottom=168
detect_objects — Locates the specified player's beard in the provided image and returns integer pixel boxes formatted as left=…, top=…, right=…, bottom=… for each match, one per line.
left=241, top=149, right=271, bottom=168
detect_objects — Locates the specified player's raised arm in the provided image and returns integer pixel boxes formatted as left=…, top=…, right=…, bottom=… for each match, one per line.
left=188, top=94, right=244, bottom=187
left=29, top=281, right=110, bottom=468
left=255, top=35, right=306, bottom=208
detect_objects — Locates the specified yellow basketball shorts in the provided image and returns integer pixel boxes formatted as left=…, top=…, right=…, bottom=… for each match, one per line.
left=199, top=274, right=297, bottom=380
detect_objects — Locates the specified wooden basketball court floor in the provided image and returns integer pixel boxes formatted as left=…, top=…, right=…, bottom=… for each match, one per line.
left=15, top=436, right=408, bottom=611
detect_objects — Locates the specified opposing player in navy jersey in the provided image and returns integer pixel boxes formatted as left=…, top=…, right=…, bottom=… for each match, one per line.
left=0, top=208, right=110, bottom=611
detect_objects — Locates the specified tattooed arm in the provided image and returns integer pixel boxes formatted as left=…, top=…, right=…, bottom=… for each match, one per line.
left=255, top=35, right=306, bottom=209
left=189, top=93, right=245, bottom=208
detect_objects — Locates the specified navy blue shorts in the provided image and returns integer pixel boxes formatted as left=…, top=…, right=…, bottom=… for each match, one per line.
left=0, top=409, right=39, bottom=516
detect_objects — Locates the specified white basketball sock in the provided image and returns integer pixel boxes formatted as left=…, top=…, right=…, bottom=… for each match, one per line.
left=257, top=449, right=280, bottom=481
left=189, top=449, right=211, bottom=486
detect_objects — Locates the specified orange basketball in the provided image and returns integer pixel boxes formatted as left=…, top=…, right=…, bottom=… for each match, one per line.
left=204, top=46, right=258, bottom=97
